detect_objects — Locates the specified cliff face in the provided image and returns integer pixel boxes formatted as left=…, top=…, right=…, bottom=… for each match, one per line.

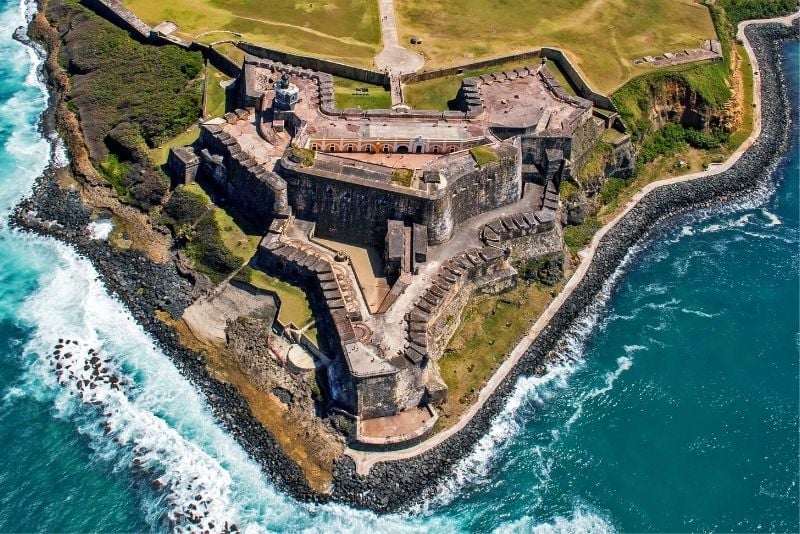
left=648, top=78, right=725, bottom=132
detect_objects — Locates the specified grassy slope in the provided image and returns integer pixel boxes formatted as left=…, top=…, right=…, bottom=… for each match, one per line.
left=121, top=0, right=380, bottom=66
left=397, top=0, right=716, bottom=94
left=437, top=277, right=567, bottom=430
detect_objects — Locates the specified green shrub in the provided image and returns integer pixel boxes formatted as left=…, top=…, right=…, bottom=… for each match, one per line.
left=718, top=0, right=796, bottom=26
left=291, top=146, right=315, bottom=167
left=56, top=1, right=203, bottom=149
left=563, top=218, right=602, bottom=254
left=163, top=186, right=210, bottom=228
left=600, top=177, right=626, bottom=205
left=186, top=213, right=241, bottom=282
left=97, top=154, right=129, bottom=199
left=559, top=180, right=579, bottom=200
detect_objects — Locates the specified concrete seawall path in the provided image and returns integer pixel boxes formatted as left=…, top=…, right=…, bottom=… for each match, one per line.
left=345, top=10, right=800, bottom=475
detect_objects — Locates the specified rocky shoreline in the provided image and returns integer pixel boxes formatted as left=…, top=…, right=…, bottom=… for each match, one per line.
left=11, top=18, right=797, bottom=514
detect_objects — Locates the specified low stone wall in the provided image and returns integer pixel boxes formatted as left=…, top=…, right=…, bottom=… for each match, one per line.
left=81, top=0, right=151, bottom=41
left=329, top=21, right=797, bottom=512
left=236, top=42, right=389, bottom=88
left=191, top=42, right=241, bottom=78
left=400, top=49, right=542, bottom=84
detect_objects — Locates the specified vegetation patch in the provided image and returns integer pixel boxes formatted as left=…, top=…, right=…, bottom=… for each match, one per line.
left=599, top=177, right=626, bottom=205
left=291, top=146, right=316, bottom=167
left=563, top=217, right=602, bottom=255
left=161, top=183, right=211, bottom=232
left=236, top=266, right=314, bottom=327
left=718, top=0, right=797, bottom=26
left=559, top=180, right=578, bottom=200
left=205, top=64, right=230, bottom=119
left=333, top=76, right=391, bottom=110
left=470, top=146, right=498, bottom=168
left=437, top=274, right=568, bottom=429
left=391, top=168, right=415, bottom=187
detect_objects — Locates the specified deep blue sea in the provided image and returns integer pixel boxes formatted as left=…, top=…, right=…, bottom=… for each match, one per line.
left=0, top=0, right=797, bottom=531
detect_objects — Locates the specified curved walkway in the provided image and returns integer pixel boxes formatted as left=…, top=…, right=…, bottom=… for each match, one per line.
left=345, top=10, right=800, bottom=475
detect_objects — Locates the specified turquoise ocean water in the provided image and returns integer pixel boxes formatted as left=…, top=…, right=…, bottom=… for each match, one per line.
left=0, top=0, right=797, bottom=530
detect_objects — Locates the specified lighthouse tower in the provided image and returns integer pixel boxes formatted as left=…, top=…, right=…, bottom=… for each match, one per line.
left=273, top=73, right=300, bottom=110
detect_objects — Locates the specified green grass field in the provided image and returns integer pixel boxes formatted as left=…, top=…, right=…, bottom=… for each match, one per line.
left=121, top=0, right=381, bottom=66
left=397, top=0, right=717, bottom=93
left=332, top=76, right=391, bottom=109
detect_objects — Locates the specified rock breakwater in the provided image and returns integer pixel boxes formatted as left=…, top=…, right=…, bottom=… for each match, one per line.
left=11, top=19, right=797, bottom=514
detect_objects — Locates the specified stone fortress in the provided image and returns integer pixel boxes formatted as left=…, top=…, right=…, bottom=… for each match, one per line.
left=169, top=52, right=622, bottom=447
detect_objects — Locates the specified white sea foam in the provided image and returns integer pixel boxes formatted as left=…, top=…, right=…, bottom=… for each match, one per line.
left=493, top=506, right=615, bottom=534
left=87, top=219, right=114, bottom=240
left=564, top=354, right=634, bottom=430
left=680, top=308, right=717, bottom=319
left=762, top=209, right=783, bottom=227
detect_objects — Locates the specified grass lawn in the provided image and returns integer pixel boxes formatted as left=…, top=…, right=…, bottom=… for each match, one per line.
left=121, top=0, right=380, bottom=67
left=205, top=64, right=230, bottom=118
left=397, top=0, right=717, bottom=93
left=213, top=42, right=246, bottom=66
left=149, top=125, right=199, bottom=166
left=333, top=76, right=391, bottom=109
left=436, top=276, right=567, bottom=430
left=243, top=267, right=314, bottom=328
left=212, top=208, right=261, bottom=262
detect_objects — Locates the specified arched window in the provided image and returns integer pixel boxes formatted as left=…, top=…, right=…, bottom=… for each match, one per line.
left=329, top=144, right=336, bottom=152
left=347, top=144, right=354, bottom=152
left=382, top=145, right=390, bottom=153
left=311, top=143, right=319, bottom=151
left=364, top=145, right=372, bottom=153
left=432, top=146, right=440, bottom=154
left=448, top=146, right=456, bottom=153
left=397, top=145, right=409, bottom=154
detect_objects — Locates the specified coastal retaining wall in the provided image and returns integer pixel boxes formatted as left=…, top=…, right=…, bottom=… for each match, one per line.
left=329, top=21, right=798, bottom=512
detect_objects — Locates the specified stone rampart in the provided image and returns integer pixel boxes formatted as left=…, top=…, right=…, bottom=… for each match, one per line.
left=279, top=142, right=521, bottom=245
left=200, top=121, right=291, bottom=221
left=400, top=49, right=542, bottom=84
left=81, top=0, right=151, bottom=41
left=405, top=246, right=511, bottom=373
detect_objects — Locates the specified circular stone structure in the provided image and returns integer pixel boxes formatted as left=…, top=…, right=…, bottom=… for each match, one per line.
left=286, top=344, right=315, bottom=373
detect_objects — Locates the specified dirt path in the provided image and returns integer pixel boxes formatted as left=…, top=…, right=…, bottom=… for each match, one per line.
left=344, top=11, right=799, bottom=475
